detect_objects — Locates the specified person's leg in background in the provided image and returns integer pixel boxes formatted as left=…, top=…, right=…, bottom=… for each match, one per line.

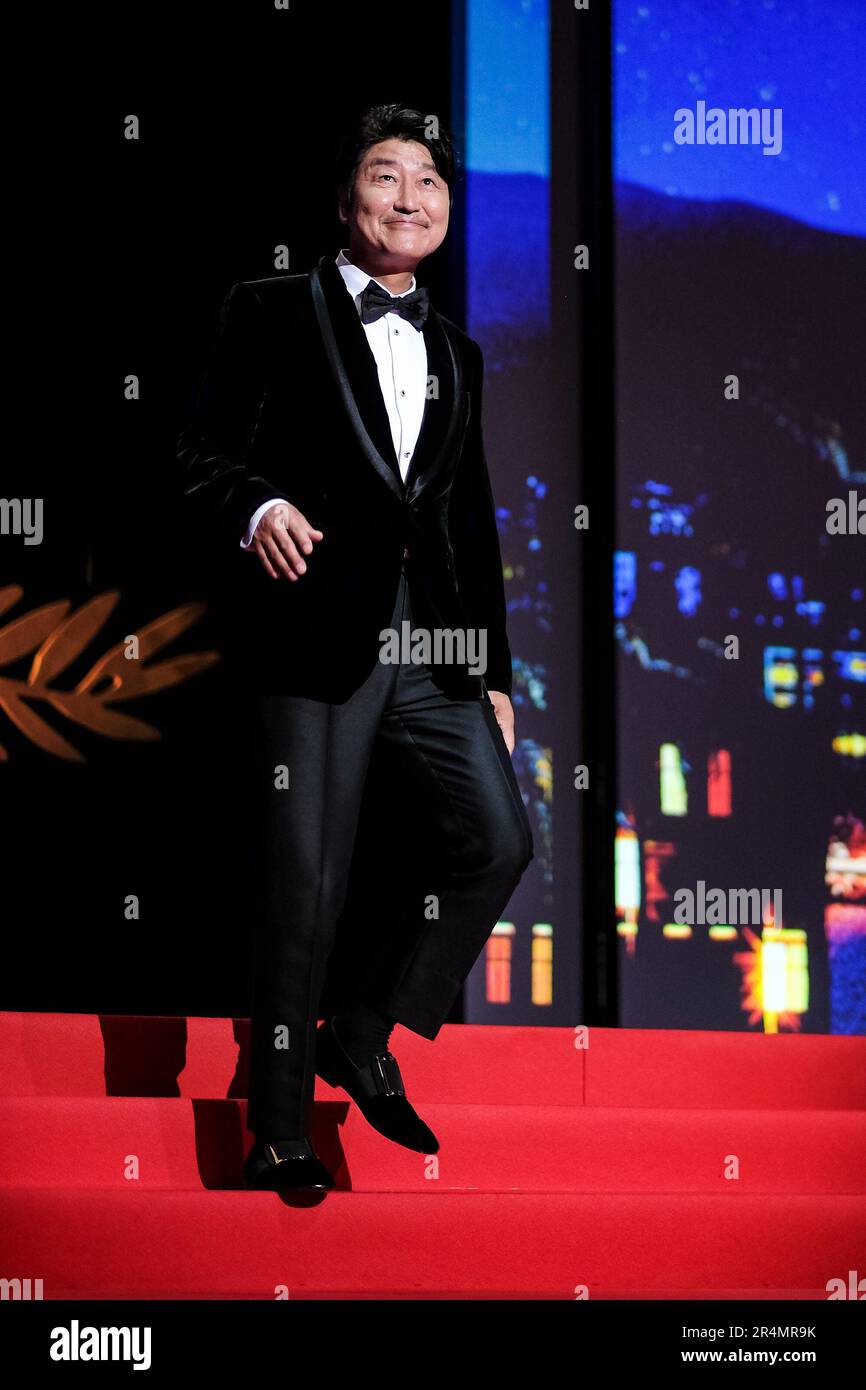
left=372, top=677, right=534, bottom=1043
left=324, top=574, right=535, bottom=1052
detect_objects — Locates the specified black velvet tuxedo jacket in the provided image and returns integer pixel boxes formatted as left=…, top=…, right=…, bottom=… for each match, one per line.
left=177, top=253, right=512, bottom=702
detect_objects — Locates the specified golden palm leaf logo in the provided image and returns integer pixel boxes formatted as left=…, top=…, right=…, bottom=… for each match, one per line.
left=0, top=584, right=220, bottom=762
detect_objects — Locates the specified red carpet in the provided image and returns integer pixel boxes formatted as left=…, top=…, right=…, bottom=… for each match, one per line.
left=1, top=1012, right=864, bottom=1298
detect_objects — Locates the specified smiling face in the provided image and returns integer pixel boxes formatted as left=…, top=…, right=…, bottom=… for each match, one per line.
left=338, top=137, right=450, bottom=277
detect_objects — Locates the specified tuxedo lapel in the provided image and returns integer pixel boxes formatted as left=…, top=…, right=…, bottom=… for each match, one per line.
left=406, top=308, right=466, bottom=505
left=316, top=254, right=402, bottom=485
left=403, top=307, right=454, bottom=497
left=313, top=254, right=465, bottom=506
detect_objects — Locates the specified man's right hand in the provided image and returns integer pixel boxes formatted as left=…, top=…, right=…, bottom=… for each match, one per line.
left=251, top=503, right=324, bottom=581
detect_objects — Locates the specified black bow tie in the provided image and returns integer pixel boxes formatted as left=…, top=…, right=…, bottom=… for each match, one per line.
left=358, top=279, right=430, bottom=330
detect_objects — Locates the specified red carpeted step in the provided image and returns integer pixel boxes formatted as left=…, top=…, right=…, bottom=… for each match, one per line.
left=2, top=1096, right=865, bottom=1195
left=1, top=1187, right=863, bottom=1299
left=24, top=1287, right=835, bottom=1300
left=0, top=1013, right=576, bottom=1105
left=582, top=1027, right=866, bottom=1109
left=2, top=1013, right=864, bottom=1108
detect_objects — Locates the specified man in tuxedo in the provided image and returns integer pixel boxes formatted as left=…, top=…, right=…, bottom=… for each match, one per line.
left=178, top=104, right=533, bottom=1190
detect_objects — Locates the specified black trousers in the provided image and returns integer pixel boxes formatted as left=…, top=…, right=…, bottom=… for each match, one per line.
left=242, top=565, right=534, bottom=1137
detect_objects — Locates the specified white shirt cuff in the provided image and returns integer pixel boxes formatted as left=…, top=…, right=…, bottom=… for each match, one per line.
left=240, top=498, right=290, bottom=549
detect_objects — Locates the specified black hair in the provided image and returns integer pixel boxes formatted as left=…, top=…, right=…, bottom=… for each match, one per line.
left=336, top=103, right=458, bottom=206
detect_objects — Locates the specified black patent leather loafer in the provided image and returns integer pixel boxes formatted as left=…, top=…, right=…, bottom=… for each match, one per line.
left=315, top=1016, right=439, bottom=1154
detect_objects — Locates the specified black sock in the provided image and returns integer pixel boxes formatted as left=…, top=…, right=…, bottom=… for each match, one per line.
left=332, top=1002, right=395, bottom=1066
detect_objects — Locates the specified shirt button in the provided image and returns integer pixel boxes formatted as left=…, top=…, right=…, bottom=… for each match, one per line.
left=400, top=389, right=406, bottom=396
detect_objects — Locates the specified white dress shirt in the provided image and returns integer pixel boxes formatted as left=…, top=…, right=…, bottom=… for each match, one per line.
left=239, top=248, right=429, bottom=549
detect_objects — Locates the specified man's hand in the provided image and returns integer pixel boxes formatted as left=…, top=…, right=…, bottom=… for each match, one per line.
left=487, top=689, right=515, bottom=755
left=252, top=503, right=324, bottom=580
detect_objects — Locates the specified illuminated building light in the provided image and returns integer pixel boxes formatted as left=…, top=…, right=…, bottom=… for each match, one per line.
left=615, top=825, right=641, bottom=912
left=798, top=649, right=826, bottom=709
left=768, top=573, right=788, bottom=600
left=833, top=650, right=866, bottom=683
left=616, top=816, right=641, bottom=952
left=486, top=922, right=515, bottom=1004
left=616, top=625, right=694, bottom=679
left=707, top=749, right=732, bottom=817
left=659, top=743, right=688, bottom=815
left=784, top=932, right=810, bottom=1013
left=795, top=600, right=825, bottom=625
left=825, top=815, right=866, bottom=898
left=757, top=932, right=808, bottom=1032
left=662, top=923, right=692, bottom=939
left=803, top=662, right=824, bottom=708
left=823, top=433, right=866, bottom=483
left=763, top=646, right=798, bottom=708
left=735, top=923, right=808, bottom=1034
left=643, top=839, right=676, bottom=922
left=614, top=550, right=637, bottom=618
left=649, top=505, right=694, bottom=538
left=708, top=925, right=738, bottom=940
left=675, top=565, right=702, bottom=616
left=825, top=904, right=866, bottom=1034
left=512, top=659, right=549, bottom=714
left=761, top=927, right=809, bottom=1023
left=832, top=732, right=866, bottom=758
left=531, top=923, right=553, bottom=1005
left=529, top=740, right=552, bottom=797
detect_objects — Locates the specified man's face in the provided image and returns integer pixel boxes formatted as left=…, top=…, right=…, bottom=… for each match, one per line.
left=339, top=137, right=450, bottom=271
